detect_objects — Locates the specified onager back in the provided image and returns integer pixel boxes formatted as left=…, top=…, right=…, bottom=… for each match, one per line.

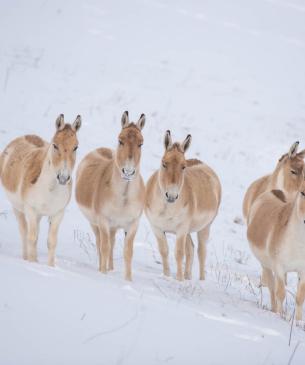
left=0, top=114, right=81, bottom=265
left=247, top=182, right=305, bottom=323
left=75, top=111, right=146, bottom=281
left=145, top=131, right=221, bottom=281
left=243, top=141, right=305, bottom=221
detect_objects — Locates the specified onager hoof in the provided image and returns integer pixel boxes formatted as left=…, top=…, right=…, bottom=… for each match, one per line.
left=184, top=271, right=192, bottom=280
left=28, top=256, right=38, bottom=263
left=176, top=273, right=184, bottom=281
left=199, top=273, right=205, bottom=281
left=125, top=273, right=132, bottom=281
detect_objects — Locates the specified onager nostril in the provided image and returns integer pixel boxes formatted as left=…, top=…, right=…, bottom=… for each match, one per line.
left=165, top=192, right=169, bottom=198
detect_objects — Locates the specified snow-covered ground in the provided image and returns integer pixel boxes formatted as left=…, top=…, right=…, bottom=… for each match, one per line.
left=1, top=0, right=305, bottom=364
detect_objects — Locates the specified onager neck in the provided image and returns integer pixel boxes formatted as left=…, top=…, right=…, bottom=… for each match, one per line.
left=39, top=145, right=61, bottom=189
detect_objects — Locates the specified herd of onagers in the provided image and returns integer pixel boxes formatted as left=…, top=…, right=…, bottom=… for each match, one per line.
left=0, top=112, right=304, bottom=324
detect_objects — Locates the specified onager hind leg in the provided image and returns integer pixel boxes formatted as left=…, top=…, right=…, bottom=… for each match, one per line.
left=124, top=220, right=139, bottom=281
left=197, top=225, right=210, bottom=280
left=175, top=233, right=187, bottom=281
left=184, top=234, right=194, bottom=280
left=274, top=271, right=286, bottom=317
left=90, top=224, right=101, bottom=269
left=296, top=273, right=305, bottom=322
left=25, top=208, right=41, bottom=262
left=98, top=224, right=110, bottom=274
left=13, top=208, right=28, bottom=260
left=108, top=228, right=116, bottom=271
left=262, top=267, right=276, bottom=312
left=47, top=210, right=64, bottom=266
left=153, top=227, right=170, bottom=277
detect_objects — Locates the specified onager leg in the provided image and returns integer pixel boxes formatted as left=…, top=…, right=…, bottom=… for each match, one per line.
left=124, top=220, right=139, bottom=281
left=262, top=267, right=276, bottom=312
left=91, top=224, right=101, bottom=269
left=197, top=225, right=210, bottom=280
left=296, top=273, right=305, bottom=322
left=175, top=233, right=187, bottom=281
left=184, top=234, right=194, bottom=280
left=153, top=227, right=170, bottom=277
left=108, top=228, right=117, bottom=271
left=13, top=208, right=28, bottom=260
left=47, top=210, right=64, bottom=266
left=98, top=224, right=110, bottom=274
left=274, top=271, right=286, bottom=316
left=25, top=208, right=40, bottom=262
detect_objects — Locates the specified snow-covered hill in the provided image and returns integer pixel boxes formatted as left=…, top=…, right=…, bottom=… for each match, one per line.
left=1, top=0, right=305, bottom=364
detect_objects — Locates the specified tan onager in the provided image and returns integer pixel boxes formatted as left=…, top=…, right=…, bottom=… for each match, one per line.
left=75, top=111, right=145, bottom=281
left=0, top=114, right=81, bottom=265
left=247, top=183, right=305, bottom=323
left=145, top=131, right=221, bottom=281
left=243, top=141, right=305, bottom=221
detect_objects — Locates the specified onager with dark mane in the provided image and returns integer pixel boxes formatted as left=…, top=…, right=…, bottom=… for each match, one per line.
left=75, top=111, right=145, bottom=281
left=247, top=182, right=305, bottom=323
left=0, top=114, right=81, bottom=265
left=243, top=141, right=305, bottom=221
left=145, top=131, right=221, bottom=281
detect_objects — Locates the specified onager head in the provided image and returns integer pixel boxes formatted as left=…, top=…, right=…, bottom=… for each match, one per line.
left=115, top=111, right=145, bottom=181
left=276, top=141, right=305, bottom=196
left=159, top=130, right=192, bottom=203
left=51, top=114, right=82, bottom=185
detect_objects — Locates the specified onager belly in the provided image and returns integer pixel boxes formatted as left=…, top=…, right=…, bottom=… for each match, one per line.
left=189, top=209, right=217, bottom=232
left=79, top=199, right=143, bottom=231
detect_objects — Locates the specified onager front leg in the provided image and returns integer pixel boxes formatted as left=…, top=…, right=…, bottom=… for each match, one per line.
left=124, top=220, right=139, bottom=281
left=296, top=273, right=305, bottom=323
left=47, top=210, right=65, bottom=266
left=13, top=208, right=28, bottom=260
left=152, top=227, right=170, bottom=277
left=25, top=208, right=40, bottom=262
left=108, top=228, right=117, bottom=271
left=175, top=233, right=187, bottom=281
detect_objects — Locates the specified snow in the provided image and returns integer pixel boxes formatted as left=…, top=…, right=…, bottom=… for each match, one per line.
left=1, top=0, right=305, bottom=364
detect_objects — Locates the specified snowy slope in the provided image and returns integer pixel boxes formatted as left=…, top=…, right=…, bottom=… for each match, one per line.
left=1, top=0, right=305, bottom=364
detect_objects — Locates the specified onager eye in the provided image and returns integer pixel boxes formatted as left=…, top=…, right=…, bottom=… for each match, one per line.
left=301, top=191, right=305, bottom=197
left=162, top=162, right=167, bottom=169
left=119, top=140, right=124, bottom=146
left=73, top=145, right=78, bottom=152
left=182, top=165, right=186, bottom=170
left=291, top=170, right=297, bottom=175
left=138, top=143, right=143, bottom=148
left=53, top=143, right=59, bottom=150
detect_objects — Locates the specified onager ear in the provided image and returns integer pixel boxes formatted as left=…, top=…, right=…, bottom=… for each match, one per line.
left=288, top=141, right=299, bottom=158
left=137, top=114, right=146, bottom=130
left=121, top=111, right=129, bottom=128
left=164, top=130, right=173, bottom=150
left=55, top=114, right=65, bottom=131
left=297, top=149, right=305, bottom=160
left=181, top=134, right=192, bottom=153
left=72, top=115, right=82, bottom=132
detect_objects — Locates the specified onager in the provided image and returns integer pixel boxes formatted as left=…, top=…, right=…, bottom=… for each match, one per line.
left=0, top=114, right=82, bottom=265
left=75, top=111, right=145, bottom=281
left=145, top=131, right=221, bottom=281
left=243, top=141, right=305, bottom=221
left=247, top=183, right=305, bottom=323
